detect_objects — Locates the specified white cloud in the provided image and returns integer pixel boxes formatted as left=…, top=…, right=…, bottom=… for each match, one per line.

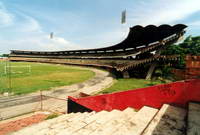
left=1, top=34, right=82, bottom=53
left=188, top=21, right=200, bottom=27
left=76, top=27, right=129, bottom=49
left=128, top=0, right=200, bottom=26
left=0, top=2, right=14, bottom=27
left=38, top=36, right=82, bottom=51
left=0, top=2, right=82, bottom=53
left=19, top=15, right=42, bottom=32
left=74, top=0, right=200, bottom=49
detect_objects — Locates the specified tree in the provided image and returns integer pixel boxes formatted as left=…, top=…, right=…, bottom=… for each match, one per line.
left=2, top=54, right=9, bottom=57
left=162, top=35, right=200, bottom=69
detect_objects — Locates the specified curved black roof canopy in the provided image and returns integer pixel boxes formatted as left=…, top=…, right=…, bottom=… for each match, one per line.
left=10, top=24, right=187, bottom=54
left=66, top=24, right=187, bottom=52
left=96, top=24, right=187, bottom=51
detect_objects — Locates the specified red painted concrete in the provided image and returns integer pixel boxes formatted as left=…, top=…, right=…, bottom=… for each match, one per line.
left=68, top=79, right=200, bottom=111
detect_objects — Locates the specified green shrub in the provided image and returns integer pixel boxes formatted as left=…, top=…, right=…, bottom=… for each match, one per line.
left=45, top=113, right=59, bottom=120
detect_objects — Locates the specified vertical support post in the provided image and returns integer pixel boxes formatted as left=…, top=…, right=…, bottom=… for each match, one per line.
left=145, top=40, right=166, bottom=80
left=4, top=64, right=7, bottom=74
left=8, top=58, right=11, bottom=93
left=28, top=65, right=31, bottom=73
left=122, top=71, right=130, bottom=78
left=146, top=62, right=157, bottom=80
left=40, top=90, right=43, bottom=111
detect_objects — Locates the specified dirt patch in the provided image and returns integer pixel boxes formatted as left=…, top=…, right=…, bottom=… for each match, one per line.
left=0, top=113, right=48, bottom=135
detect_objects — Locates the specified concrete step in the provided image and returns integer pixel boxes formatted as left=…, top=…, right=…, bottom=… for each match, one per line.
left=142, top=104, right=187, bottom=135
left=13, top=104, right=189, bottom=135
left=46, top=111, right=108, bottom=135
left=70, top=110, right=123, bottom=135
left=11, top=112, right=95, bottom=135
left=82, top=110, right=108, bottom=124
left=48, top=112, right=91, bottom=128
left=123, top=107, right=137, bottom=114
left=43, top=112, right=96, bottom=135
left=89, top=107, right=137, bottom=135
left=11, top=112, right=76, bottom=135
left=35, top=111, right=106, bottom=135
left=108, top=106, right=158, bottom=135
left=43, top=110, right=108, bottom=135
left=187, top=102, right=200, bottom=135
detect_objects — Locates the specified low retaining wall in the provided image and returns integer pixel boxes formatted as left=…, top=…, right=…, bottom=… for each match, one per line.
left=186, top=55, right=200, bottom=79
left=172, top=55, right=200, bottom=79
left=172, top=69, right=186, bottom=80
left=68, top=79, right=200, bottom=113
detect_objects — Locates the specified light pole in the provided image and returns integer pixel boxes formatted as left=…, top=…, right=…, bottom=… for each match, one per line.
left=8, top=57, right=11, bottom=94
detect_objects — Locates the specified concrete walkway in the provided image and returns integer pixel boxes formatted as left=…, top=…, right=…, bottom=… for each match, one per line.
left=0, top=67, right=114, bottom=120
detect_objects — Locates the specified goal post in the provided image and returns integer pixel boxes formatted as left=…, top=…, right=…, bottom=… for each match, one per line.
left=4, top=65, right=32, bottom=74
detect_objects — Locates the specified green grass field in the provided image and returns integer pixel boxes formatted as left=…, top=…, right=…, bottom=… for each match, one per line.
left=100, top=78, right=166, bottom=94
left=0, top=61, right=95, bottom=95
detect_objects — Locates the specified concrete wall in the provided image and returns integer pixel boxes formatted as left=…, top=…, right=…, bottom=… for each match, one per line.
left=68, top=79, right=200, bottom=112
left=186, top=55, right=200, bottom=78
left=172, top=55, right=200, bottom=79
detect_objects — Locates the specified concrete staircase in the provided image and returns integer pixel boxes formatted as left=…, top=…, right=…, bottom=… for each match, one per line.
left=187, top=102, right=200, bottom=135
left=12, top=103, right=200, bottom=135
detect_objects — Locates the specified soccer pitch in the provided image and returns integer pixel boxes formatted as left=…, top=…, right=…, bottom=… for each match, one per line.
left=0, top=61, right=95, bottom=95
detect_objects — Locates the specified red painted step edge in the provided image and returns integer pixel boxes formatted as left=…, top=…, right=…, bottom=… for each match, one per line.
left=68, top=79, right=200, bottom=112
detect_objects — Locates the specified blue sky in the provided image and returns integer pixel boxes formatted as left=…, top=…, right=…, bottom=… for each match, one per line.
left=0, top=0, right=200, bottom=54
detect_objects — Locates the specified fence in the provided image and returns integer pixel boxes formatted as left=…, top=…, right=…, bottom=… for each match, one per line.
left=68, top=79, right=200, bottom=112
left=40, top=91, right=68, bottom=114
left=0, top=91, right=69, bottom=120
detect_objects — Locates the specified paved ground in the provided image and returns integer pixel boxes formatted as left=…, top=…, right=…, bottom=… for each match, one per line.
left=0, top=66, right=114, bottom=120
left=0, top=112, right=48, bottom=135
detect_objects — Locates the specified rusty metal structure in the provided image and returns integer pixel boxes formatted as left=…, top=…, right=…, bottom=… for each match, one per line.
left=9, top=24, right=187, bottom=78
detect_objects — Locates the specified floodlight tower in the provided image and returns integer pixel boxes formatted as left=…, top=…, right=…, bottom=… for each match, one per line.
left=50, top=32, right=54, bottom=39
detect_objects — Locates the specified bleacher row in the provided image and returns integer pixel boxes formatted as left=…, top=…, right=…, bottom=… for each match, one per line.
left=9, top=55, right=179, bottom=72
left=116, top=55, right=179, bottom=72
left=12, top=102, right=200, bottom=135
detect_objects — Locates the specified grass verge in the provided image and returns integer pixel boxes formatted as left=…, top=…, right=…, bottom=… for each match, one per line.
left=45, top=113, right=59, bottom=120
left=0, top=62, right=95, bottom=95
left=99, top=78, right=168, bottom=94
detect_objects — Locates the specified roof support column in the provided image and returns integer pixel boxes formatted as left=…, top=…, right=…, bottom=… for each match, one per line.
left=145, top=40, right=166, bottom=80
left=146, top=62, right=157, bottom=80
left=122, top=71, right=130, bottom=78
